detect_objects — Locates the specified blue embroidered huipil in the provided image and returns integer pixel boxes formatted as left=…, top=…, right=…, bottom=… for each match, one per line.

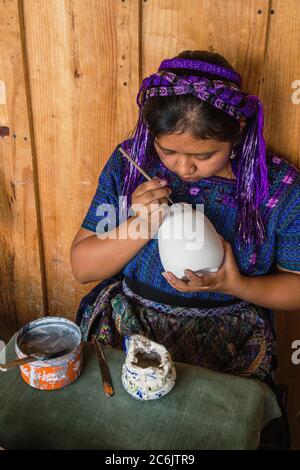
left=81, top=139, right=300, bottom=309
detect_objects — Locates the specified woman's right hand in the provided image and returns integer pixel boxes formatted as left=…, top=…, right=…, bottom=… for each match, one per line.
left=130, top=176, right=172, bottom=234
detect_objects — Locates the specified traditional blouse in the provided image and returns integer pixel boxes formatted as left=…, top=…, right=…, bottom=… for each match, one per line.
left=81, top=138, right=300, bottom=309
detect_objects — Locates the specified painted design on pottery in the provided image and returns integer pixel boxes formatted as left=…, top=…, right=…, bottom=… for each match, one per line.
left=122, top=335, right=176, bottom=401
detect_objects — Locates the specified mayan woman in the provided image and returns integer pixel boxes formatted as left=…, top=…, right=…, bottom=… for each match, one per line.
left=70, top=50, right=300, bottom=416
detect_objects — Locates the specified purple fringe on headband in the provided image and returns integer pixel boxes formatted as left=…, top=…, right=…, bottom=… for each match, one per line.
left=121, top=110, right=149, bottom=206
left=233, top=95, right=269, bottom=246
left=121, top=58, right=270, bottom=248
left=121, top=75, right=156, bottom=205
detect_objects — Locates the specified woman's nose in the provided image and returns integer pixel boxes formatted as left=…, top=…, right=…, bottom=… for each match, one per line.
left=176, top=156, right=196, bottom=176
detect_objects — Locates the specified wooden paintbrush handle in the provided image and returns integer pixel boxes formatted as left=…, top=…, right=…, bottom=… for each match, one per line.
left=118, top=146, right=174, bottom=204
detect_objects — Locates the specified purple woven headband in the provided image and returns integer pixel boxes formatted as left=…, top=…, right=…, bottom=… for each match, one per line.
left=137, top=71, right=256, bottom=121
left=122, top=57, right=269, bottom=246
left=158, top=58, right=242, bottom=86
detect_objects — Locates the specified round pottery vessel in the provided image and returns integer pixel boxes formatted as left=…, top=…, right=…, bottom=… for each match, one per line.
left=122, top=335, right=176, bottom=401
left=158, top=202, right=224, bottom=279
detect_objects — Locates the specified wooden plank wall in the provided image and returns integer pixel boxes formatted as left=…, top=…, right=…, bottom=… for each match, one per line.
left=262, top=0, right=300, bottom=449
left=0, top=0, right=299, bottom=447
left=0, top=0, right=46, bottom=341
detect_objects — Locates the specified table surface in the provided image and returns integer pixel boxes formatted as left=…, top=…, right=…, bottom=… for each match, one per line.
left=0, top=333, right=281, bottom=450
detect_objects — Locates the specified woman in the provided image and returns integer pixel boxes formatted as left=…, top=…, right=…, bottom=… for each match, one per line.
left=71, top=50, right=300, bottom=448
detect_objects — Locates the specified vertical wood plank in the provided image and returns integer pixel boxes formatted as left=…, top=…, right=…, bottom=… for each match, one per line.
left=261, top=0, right=300, bottom=449
left=22, top=0, right=140, bottom=320
left=142, top=0, right=270, bottom=95
left=0, top=0, right=45, bottom=342
left=260, top=0, right=300, bottom=166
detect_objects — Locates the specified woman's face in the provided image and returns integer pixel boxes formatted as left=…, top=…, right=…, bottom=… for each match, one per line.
left=153, top=131, right=236, bottom=181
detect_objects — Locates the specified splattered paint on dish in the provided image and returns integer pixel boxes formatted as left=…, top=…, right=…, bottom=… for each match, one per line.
left=15, top=317, right=82, bottom=390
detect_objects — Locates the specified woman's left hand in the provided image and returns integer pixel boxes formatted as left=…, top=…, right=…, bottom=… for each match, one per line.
left=161, top=235, right=245, bottom=296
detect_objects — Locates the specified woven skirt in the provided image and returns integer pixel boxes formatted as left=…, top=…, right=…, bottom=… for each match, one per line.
left=75, top=276, right=277, bottom=381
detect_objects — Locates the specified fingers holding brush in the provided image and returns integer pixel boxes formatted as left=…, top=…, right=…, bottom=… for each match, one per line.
left=118, top=146, right=173, bottom=204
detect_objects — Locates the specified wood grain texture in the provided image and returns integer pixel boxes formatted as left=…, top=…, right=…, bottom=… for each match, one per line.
left=142, top=0, right=269, bottom=95
left=21, top=0, right=140, bottom=320
left=0, top=0, right=45, bottom=342
left=260, top=0, right=300, bottom=449
left=260, top=0, right=300, bottom=166
left=0, top=0, right=300, bottom=448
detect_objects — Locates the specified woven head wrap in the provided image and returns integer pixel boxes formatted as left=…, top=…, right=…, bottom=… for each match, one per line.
left=121, top=58, right=269, bottom=246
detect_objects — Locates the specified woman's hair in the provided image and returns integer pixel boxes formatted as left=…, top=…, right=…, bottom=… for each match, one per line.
left=121, top=50, right=268, bottom=247
left=141, top=50, right=244, bottom=146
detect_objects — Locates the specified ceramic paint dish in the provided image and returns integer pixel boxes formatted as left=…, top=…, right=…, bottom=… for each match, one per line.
left=15, top=317, right=83, bottom=390
left=122, top=335, right=176, bottom=401
left=158, top=202, right=224, bottom=279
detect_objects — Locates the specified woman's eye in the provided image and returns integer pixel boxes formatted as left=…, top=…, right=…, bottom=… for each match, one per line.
left=161, top=149, right=213, bottom=159
left=196, top=155, right=211, bottom=160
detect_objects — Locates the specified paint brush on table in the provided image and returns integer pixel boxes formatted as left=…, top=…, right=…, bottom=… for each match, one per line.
left=118, top=146, right=174, bottom=204
left=92, top=335, right=114, bottom=397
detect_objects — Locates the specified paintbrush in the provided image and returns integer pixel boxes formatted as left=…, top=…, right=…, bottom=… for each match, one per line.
left=92, top=335, right=114, bottom=397
left=118, top=146, right=174, bottom=204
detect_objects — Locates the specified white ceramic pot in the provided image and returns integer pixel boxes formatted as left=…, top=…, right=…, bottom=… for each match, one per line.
left=122, top=335, right=176, bottom=401
left=158, top=202, right=224, bottom=279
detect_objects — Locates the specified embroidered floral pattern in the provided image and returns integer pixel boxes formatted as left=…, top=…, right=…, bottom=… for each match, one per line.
left=266, top=197, right=279, bottom=208
left=189, top=186, right=201, bottom=196
left=77, top=279, right=276, bottom=380
left=81, top=140, right=300, bottom=303
left=272, top=156, right=281, bottom=165
left=282, top=174, right=295, bottom=185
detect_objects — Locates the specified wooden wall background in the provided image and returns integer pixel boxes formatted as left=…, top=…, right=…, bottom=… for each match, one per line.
left=1, top=0, right=300, bottom=447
